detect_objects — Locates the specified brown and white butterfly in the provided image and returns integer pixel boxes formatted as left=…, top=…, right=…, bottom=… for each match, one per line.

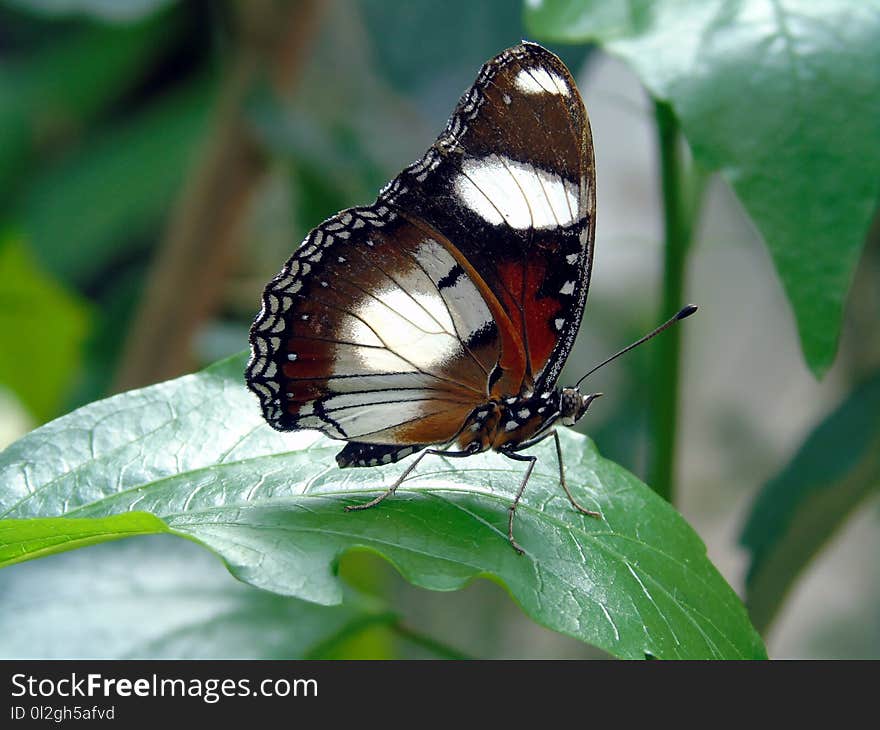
left=246, top=42, right=693, bottom=552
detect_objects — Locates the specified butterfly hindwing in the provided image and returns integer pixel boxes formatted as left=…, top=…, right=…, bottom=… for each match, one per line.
left=247, top=206, right=503, bottom=446
left=335, top=441, right=427, bottom=469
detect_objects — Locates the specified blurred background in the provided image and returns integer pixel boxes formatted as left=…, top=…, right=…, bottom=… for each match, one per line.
left=0, top=0, right=877, bottom=659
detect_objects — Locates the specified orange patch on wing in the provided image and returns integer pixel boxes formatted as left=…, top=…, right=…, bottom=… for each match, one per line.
left=393, top=404, right=477, bottom=445
left=495, top=259, right=562, bottom=382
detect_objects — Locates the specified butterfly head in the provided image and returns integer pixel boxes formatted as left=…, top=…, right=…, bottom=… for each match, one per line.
left=559, top=388, right=602, bottom=427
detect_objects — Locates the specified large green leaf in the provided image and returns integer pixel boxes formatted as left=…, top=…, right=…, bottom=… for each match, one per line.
left=0, top=235, right=90, bottom=421
left=0, top=534, right=392, bottom=658
left=741, top=371, right=880, bottom=633
left=0, top=353, right=766, bottom=659
left=526, top=0, right=880, bottom=376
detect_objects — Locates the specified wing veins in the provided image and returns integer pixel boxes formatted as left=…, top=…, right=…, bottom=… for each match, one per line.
left=532, top=162, right=563, bottom=228
left=458, top=166, right=513, bottom=231
left=371, top=259, right=454, bottom=337
left=335, top=403, right=466, bottom=441
left=520, top=59, right=582, bottom=226
left=341, top=243, right=456, bottom=337
left=288, top=334, right=386, bottom=349
left=401, top=244, right=491, bottom=380
left=496, top=152, right=536, bottom=231
left=332, top=269, right=446, bottom=336
left=292, top=295, right=484, bottom=396
left=321, top=395, right=469, bottom=414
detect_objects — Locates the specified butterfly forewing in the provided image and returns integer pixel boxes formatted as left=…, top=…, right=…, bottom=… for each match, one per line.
left=381, top=42, right=595, bottom=393
left=247, top=42, right=595, bottom=458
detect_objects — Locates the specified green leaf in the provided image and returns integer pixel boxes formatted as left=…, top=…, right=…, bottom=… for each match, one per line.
left=0, top=534, right=392, bottom=658
left=0, top=234, right=90, bottom=421
left=0, top=513, right=167, bottom=567
left=0, top=353, right=766, bottom=659
left=526, top=0, right=880, bottom=376
left=741, top=371, right=880, bottom=633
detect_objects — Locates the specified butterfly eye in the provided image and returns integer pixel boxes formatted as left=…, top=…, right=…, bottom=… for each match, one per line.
left=559, top=388, right=580, bottom=425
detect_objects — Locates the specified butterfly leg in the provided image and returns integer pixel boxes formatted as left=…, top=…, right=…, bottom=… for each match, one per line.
left=508, top=430, right=601, bottom=519
left=501, top=451, right=537, bottom=555
left=344, top=445, right=476, bottom=513
left=551, top=430, right=601, bottom=518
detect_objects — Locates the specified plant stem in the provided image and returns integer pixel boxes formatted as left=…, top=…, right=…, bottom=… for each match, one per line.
left=113, top=0, right=322, bottom=392
left=391, top=621, right=473, bottom=660
left=649, top=100, right=698, bottom=503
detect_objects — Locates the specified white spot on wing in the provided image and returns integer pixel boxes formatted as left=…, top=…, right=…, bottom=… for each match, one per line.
left=348, top=284, right=461, bottom=372
left=412, top=238, right=493, bottom=345
left=455, top=154, right=578, bottom=230
left=514, top=67, right=570, bottom=96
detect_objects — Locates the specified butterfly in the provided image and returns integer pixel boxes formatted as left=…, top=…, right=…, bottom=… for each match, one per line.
left=246, top=41, right=693, bottom=553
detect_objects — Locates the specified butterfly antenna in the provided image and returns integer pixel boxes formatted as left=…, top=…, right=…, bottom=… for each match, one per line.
left=574, top=304, right=698, bottom=388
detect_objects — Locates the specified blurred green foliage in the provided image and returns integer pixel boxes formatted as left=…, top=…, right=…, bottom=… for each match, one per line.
left=0, top=1, right=213, bottom=411
left=0, top=535, right=396, bottom=659
left=0, top=233, right=89, bottom=420
left=741, top=370, right=880, bottom=633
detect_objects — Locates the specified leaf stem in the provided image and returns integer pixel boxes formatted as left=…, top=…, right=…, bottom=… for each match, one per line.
left=649, top=100, right=701, bottom=503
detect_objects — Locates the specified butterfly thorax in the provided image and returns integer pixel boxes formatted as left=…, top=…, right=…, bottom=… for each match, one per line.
left=457, top=390, right=562, bottom=453
left=455, top=386, right=601, bottom=455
